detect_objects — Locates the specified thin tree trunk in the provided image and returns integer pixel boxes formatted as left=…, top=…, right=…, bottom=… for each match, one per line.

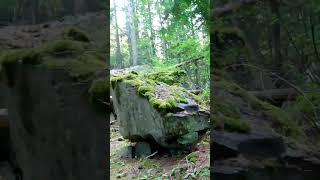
left=157, top=0, right=168, bottom=59
left=125, top=3, right=133, bottom=66
left=128, top=0, right=139, bottom=65
left=310, top=15, right=320, bottom=62
left=147, top=0, right=156, bottom=57
left=114, top=0, right=122, bottom=68
left=31, top=0, right=38, bottom=24
left=270, top=0, right=281, bottom=66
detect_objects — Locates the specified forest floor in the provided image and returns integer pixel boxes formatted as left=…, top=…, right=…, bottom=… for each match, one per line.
left=110, top=115, right=210, bottom=180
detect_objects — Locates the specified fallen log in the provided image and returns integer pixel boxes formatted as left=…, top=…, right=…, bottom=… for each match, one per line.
left=175, top=56, right=204, bottom=68
left=249, top=88, right=297, bottom=101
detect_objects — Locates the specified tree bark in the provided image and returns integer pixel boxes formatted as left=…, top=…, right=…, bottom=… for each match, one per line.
left=31, top=0, right=39, bottom=24
left=147, top=0, right=156, bottom=57
left=114, top=0, right=123, bottom=68
left=128, top=0, right=139, bottom=66
left=270, top=0, right=281, bottom=66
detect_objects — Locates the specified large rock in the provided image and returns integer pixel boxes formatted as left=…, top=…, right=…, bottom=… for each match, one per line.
left=0, top=41, right=107, bottom=180
left=212, top=130, right=285, bottom=160
left=212, top=73, right=320, bottom=179
left=111, top=70, right=210, bottom=149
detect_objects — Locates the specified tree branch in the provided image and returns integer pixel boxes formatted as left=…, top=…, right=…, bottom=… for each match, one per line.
left=175, top=56, right=204, bottom=67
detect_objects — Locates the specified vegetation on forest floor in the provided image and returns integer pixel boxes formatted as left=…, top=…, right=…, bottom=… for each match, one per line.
left=110, top=122, right=210, bottom=180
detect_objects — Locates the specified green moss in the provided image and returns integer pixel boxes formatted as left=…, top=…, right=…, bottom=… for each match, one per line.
left=137, top=85, right=155, bottom=96
left=150, top=97, right=162, bottom=108
left=213, top=115, right=251, bottom=133
left=110, top=76, right=124, bottom=89
left=110, top=69, right=204, bottom=112
left=43, top=51, right=106, bottom=80
left=216, top=78, right=304, bottom=139
left=294, top=86, right=320, bottom=120
left=63, top=27, right=90, bottom=42
left=165, top=113, right=174, bottom=117
left=147, top=68, right=186, bottom=85
left=110, top=72, right=139, bottom=89
left=159, top=100, right=175, bottom=110
left=213, top=99, right=240, bottom=119
left=43, top=40, right=85, bottom=54
left=172, top=91, right=188, bottom=104
left=125, top=78, right=144, bottom=87
left=263, top=103, right=304, bottom=139
left=89, top=78, right=109, bottom=112
left=0, top=39, right=105, bottom=82
left=0, top=48, right=42, bottom=71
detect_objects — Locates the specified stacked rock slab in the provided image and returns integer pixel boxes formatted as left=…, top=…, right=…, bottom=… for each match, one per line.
left=111, top=69, right=210, bottom=150
left=0, top=41, right=107, bottom=180
left=212, top=72, right=320, bottom=179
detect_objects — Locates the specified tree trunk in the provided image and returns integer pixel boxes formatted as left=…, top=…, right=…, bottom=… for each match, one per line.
left=31, top=0, right=39, bottom=24
left=270, top=0, right=281, bottom=66
left=147, top=0, right=156, bottom=57
left=125, top=3, right=134, bottom=66
left=114, top=0, right=122, bottom=68
left=128, top=0, right=139, bottom=65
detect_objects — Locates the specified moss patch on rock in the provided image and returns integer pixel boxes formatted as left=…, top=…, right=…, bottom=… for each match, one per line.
left=212, top=98, right=250, bottom=133
left=147, top=68, right=186, bottom=85
left=0, top=40, right=105, bottom=81
left=215, top=74, right=304, bottom=139
left=89, top=78, right=109, bottom=112
left=213, top=116, right=250, bottom=133
left=0, top=48, right=42, bottom=72
left=111, top=69, right=205, bottom=112
left=42, top=40, right=85, bottom=55
left=63, top=27, right=90, bottom=42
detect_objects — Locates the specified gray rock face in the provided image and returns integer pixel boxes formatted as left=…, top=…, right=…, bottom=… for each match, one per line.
left=111, top=79, right=209, bottom=149
left=213, top=80, right=320, bottom=179
left=212, top=130, right=285, bottom=160
left=1, top=63, right=106, bottom=180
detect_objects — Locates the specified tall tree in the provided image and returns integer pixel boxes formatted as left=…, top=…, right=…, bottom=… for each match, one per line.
left=113, top=0, right=122, bottom=68
left=147, top=0, right=156, bottom=56
left=31, top=0, right=39, bottom=24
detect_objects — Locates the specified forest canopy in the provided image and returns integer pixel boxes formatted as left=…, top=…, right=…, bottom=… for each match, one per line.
left=110, top=0, right=210, bottom=89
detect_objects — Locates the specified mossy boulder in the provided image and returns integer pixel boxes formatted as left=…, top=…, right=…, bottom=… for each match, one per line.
left=0, top=39, right=107, bottom=113
left=0, top=39, right=105, bottom=80
left=214, top=76, right=304, bottom=140
left=0, top=44, right=106, bottom=180
left=110, top=69, right=209, bottom=149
